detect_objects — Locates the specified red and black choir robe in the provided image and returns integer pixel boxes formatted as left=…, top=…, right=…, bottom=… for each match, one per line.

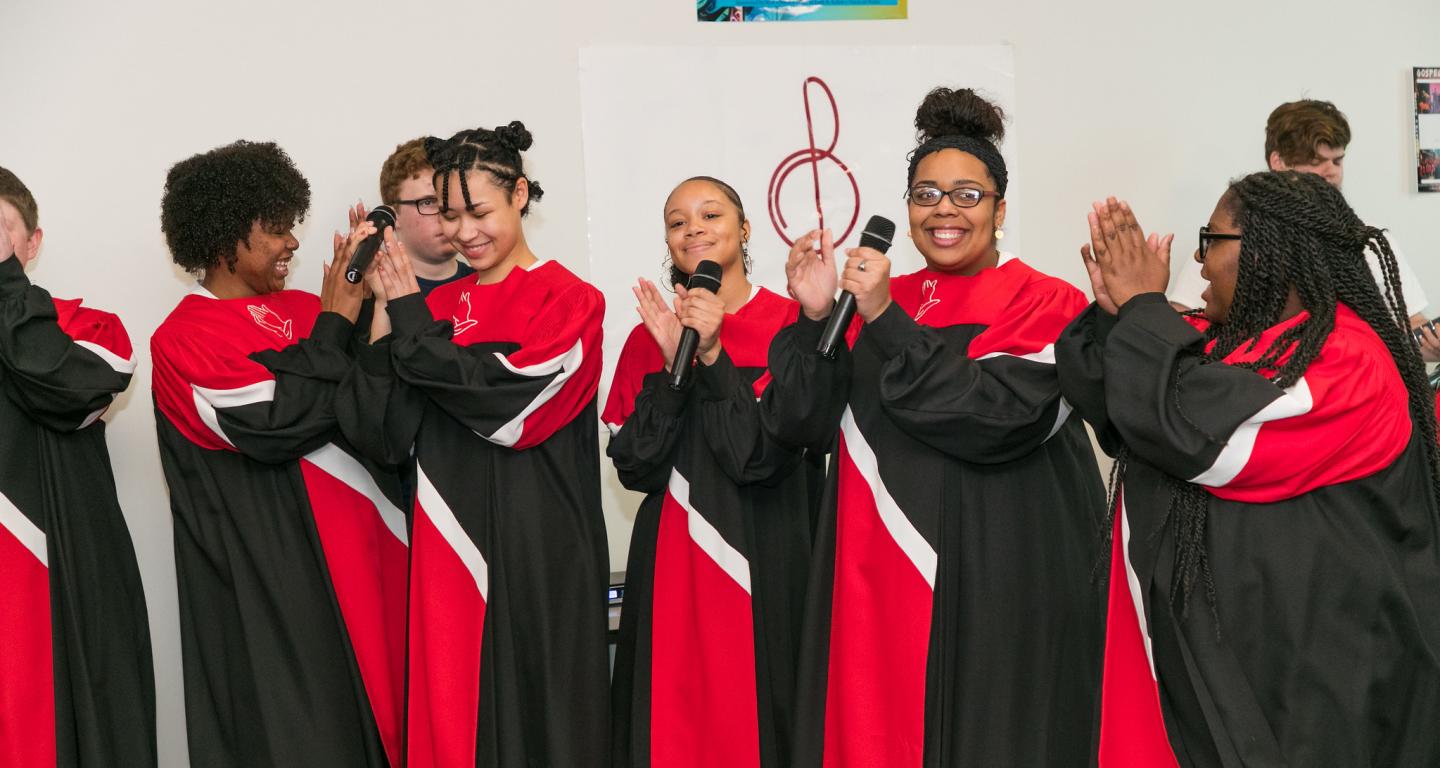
left=768, top=254, right=1105, bottom=767
left=339, top=259, right=610, bottom=767
left=603, top=286, right=817, bottom=768
left=1056, top=293, right=1440, bottom=767
left=0, top=257, right=154, bottom=768
left=151, top=286, right=408, bottom=768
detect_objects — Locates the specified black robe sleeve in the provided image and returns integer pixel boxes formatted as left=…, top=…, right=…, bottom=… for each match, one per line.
left=694, top=349, right=803, bottom=486
left=862, top=287, right=1073, bottom=465
left=759, top=312, right=852, bottom=453
left=385, top=284, right=603, bottom=450
left=1099, top=292, right=1412, bottom=502
left=0, top=257, right=134, bottom=431
left=607, top=371, right=689, bottom=494
left=151, top=310, right=356, bottom=464
left=1100, top=293, right=1290, bottom=485
left=335, top=336, right=427, bottom=467
left=1055, top=302, right=1125, bottom=457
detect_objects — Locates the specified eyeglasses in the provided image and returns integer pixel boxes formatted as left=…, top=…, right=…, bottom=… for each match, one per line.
left=1198, top=225, right=1242, bottom=261
left=392, top=197, right=441, bottom=216
left=905, top=185, right=998, bottom=208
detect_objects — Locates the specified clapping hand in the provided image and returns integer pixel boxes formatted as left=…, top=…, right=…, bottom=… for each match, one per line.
left=1083, top=197, right=1173, bottom=313
left=786, top=228, right=838, bottom=321
left=633, top=278, right=683, bottom=370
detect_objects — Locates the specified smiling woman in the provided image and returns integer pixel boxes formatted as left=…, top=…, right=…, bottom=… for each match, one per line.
left=761, top=86, right=1106, bottom=767
left=339, top=122, right=611, bottom=768
left=604, top=175, right=815, bottom=768
left=150, top=140, right=408, bottom=768
left=1060, top=173, right=1440, bottom=766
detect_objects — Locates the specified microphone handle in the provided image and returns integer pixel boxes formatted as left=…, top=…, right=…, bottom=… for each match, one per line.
left=669, top=327, right=702, bottom=390
left=344, top=236, right=384, bottom=284
left=817, top=291, right=858, bottom=359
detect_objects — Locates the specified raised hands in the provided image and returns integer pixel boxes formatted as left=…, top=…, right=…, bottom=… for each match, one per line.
left=1082, top=197, right=1173, bottom=314
left=374, top=227, right=421, bottom=301
left=840, top=243, right=892, bottom=323
left=320, top=248, right=366, bottom=323
left=632, top=277, right=726, bottom=370
left=633, top=278, right=683, bottom=369
left=786, top=228, right=838, bottom=321
left=676, top=281, right=725, bottom=365
left=323, top=201, right=375, bottom=323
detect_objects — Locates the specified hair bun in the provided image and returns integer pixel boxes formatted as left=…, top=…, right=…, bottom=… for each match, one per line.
left=493, top=121, right=534, bottom=152
left=526, top=179, right=545, bottom=203
left=914, top=87, right=1005, bottom=144
left=422, top=136, right=449, bottom=165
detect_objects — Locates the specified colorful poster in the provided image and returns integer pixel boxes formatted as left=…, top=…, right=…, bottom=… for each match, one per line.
left=1416, top=67, right=1440, bottom=193
left=697, top=0, right=905, bottom=22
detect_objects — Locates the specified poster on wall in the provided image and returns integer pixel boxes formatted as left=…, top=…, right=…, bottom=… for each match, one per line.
left=696, top=0, right=906, bottom=23
left=1416, top=67, right=1440, bottom=193
left=578, top=45, right=1016, bottom=406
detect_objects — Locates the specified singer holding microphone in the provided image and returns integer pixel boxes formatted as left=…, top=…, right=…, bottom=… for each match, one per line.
left=347, top=122, right=610, bottom=767
left=603, top=176, right=815, bottom=768
left=768, top=87, right=1104, bottom=767
left=151, top=141, right=408, bottom=768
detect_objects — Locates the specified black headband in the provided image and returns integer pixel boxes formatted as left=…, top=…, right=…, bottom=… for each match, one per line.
left=907, top=135, right=1008, bottom=198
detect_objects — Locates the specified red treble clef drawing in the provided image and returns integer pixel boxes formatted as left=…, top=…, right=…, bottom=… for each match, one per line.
left=767, top=77, right=861, bottom=247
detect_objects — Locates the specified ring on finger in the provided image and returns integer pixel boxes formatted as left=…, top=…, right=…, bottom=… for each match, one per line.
left=857, top=260, right=868, bottom=272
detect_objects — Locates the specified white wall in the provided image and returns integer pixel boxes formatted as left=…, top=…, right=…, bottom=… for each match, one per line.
left=2, top=1, right=1435, bottom=764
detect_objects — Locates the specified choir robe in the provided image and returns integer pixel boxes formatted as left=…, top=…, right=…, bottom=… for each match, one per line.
left=603, top=286, right=817, bottom=768
left=338, top=259, right=611, bottom=767
left=769, top=254, right=1106, bottom=767
left=151, top=286, right=408, bottom=768
left=1056, top=293, right=1440, bottom=767
left=0, top=257, right=155, bottom=768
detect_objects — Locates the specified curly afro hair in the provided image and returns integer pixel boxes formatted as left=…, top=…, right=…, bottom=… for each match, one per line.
left=161, top=140, right=311, bottom=275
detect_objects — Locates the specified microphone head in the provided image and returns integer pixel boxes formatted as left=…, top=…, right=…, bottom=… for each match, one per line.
left=367, top=205, right=397, bottom=229
left=858, top=215, right=896, bottom=253
left=686, top=259, right=724, bottom=293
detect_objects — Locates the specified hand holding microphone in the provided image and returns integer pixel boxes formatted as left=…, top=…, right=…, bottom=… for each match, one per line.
left=817, top=215, right=896, bottom=358
left=345, top=204, right=397, bottom=283
left=668, top=260, right=723, bottom=390
left=676, top=280, right=726, bottom=366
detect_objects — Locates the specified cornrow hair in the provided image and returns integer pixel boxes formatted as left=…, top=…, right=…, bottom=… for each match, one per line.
left=1100, top=170, right=1440, bottom=628
left=425, top=121, right=544, bottom=217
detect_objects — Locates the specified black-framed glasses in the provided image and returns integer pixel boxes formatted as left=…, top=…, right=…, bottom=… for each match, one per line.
left=392, top=197, right=441, bottom=216
left=905, top=185, right=998, bottom=208
left=1198, top=225, right=1242, bottom=261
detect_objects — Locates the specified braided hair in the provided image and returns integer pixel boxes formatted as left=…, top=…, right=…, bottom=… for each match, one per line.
left=424, top=121, right=544, bottom=217
left=1107, top=170, right=1440, bottom=624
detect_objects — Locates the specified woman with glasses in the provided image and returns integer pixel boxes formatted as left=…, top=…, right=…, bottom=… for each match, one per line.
left=767, top=86, right=1105, bottom=767
left=604, top=176, right=816, bottom=768
left=1059, top=173, right=1440, bottom=766
left=343, top=122, right=610, bottom=767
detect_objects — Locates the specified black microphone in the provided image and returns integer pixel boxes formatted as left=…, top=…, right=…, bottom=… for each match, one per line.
left=669, top=259, right=724, bottom=390
left=817, top=215, right=896, bottom=358
left=344, top=205, right=398, bottom=284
